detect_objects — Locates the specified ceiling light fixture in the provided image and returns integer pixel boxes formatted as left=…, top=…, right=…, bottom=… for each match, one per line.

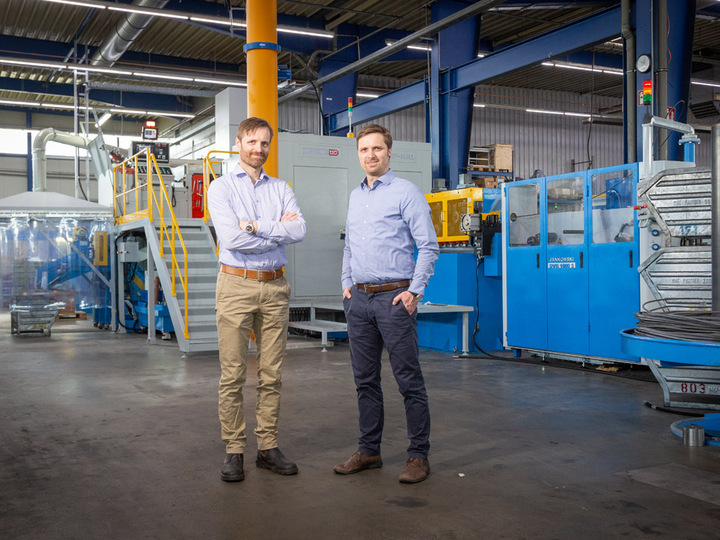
left=0, top=97, right=195, bottom=119
left=0, top=99, right=39, bottom=107
left=527, top=108, right=565, bottom=115
left=40, top=103, right=77, bottom=109
left=44, top=0, right=106, bottom=7
left=107, top=5, right=189, bottom=20
left=108, top=107, right=194, bottom=119
left=0, top=56, right=247, bottom=88
left=138, top=73, right=195, bottom=82
left=356, top=92, right=379, bottom=99
left=385, top=39, right=432, bottom=52
left=190, top=16, right=232, bottom=26
left=692, top=80, right=720, bottom=88
left=194, top=78, right=247, bottom=87
left=40, top=0, right=334, bottom=39
left=276, top=26, right=334, bottom=39
left=97, top=112, right=112, bottom=127
left=543, top=61, right=624, bottom=76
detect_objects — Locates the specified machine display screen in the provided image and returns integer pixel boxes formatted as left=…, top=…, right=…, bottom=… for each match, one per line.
left=131, top=141, right=169, bottom=164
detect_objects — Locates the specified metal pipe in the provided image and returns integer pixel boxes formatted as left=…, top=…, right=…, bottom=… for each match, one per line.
left=91, top=0, right=170, bottom=66
left=279, top=0, right=504, bottom=105
left=246, top=0, right=279, bottom=177
left=32, top=128, right=89, bottom=192
left=621, top=0, right=636, bottom=162
left=712, top=123, right=720, bottom=312
left=657, top=0, right=668, bottom=160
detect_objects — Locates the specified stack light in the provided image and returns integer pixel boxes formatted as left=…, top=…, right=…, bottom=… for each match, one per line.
left=642, top=80, right=653, bottom=105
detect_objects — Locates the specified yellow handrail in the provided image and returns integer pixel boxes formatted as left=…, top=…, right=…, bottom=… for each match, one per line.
left=203, top=151, right=239, bottom=257
left=112, top=149, right=190, bottom=340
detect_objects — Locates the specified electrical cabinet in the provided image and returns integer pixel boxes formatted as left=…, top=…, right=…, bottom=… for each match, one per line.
left=277, top=133, right=432, bottom=300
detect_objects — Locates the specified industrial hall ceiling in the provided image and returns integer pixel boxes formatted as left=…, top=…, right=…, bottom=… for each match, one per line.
left=0, top=0, right=719, bottom=125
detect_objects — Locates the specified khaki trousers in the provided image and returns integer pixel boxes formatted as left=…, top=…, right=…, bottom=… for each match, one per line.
left=216, top=271, right=291, bottom=453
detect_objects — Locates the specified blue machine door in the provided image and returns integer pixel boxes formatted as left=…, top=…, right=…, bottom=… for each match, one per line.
left=545, top=175, right=589, bottom=355
left=588, top=165, right=640, bottom=361
left=505, top=181, right=547, bottom=349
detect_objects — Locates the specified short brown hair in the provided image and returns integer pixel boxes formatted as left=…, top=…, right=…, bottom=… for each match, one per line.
left=356, top=124, right=392, bottom=150
left=237, top=117, right=274, bottom=141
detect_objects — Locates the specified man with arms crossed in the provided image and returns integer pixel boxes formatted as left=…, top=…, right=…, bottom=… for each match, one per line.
left=208, top=117, right=306, bottom=482
left=334, top=124, right=439, bottom=483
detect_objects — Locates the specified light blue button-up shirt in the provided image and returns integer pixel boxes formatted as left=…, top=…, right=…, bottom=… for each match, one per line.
left=341, top=169, right=439, bottom=296
left=207, top=164, right=306, bottom=270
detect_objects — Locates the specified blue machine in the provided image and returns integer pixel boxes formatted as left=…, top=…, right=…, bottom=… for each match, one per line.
left=419, top=189, right=504, bottom=354
left=504, top=164, right=641, bottom=362
left=34, top=225, right=112, bottom=324
left=120, top=261, right=174, bottom=335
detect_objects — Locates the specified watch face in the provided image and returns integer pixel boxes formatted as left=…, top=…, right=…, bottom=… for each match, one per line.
left=636, top=54, right=651, bottom=74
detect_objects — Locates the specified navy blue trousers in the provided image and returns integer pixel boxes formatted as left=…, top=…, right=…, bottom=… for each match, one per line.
left=344, top=285, right=430, bottom=458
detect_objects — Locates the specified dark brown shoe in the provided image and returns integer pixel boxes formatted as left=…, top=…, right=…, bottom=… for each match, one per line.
left=333, top=452, right=382, bottom=475
left=256, top=448, right=298, bottom=475
left=398, top=457, right=430, bottom=484
left=221, top=453, right=244, bottom=482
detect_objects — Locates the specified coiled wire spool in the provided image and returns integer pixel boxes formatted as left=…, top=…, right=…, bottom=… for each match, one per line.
left=634, top=299, right=720, bottom=343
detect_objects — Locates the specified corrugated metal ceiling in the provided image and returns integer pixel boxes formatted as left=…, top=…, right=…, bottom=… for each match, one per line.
left=0, top=0, right=718, bottom=119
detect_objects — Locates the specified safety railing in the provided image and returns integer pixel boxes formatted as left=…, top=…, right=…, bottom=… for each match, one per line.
left=113, top=148, right=190, bottom=339
left=202, top=150, right=239, bottom=223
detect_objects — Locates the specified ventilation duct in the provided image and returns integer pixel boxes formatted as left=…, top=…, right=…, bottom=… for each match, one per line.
left=91, top=0, right=170, bottom=66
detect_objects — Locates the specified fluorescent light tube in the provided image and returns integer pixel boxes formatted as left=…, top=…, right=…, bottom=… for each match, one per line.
left=107, top=5, right=189, bottom=20
left=97, top=112, right=112, bottom=126
left=136, top=72, right=195, bottom=82
left=194, top=78, right=247, bottom=87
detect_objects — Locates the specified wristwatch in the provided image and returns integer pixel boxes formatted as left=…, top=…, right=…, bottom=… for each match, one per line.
left=411, top=292, right=423, bottom=301
left=245, top=222, right=255, bottom=234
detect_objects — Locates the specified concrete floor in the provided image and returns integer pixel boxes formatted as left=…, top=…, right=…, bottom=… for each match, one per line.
left=2, top=314, right=720, bottom=539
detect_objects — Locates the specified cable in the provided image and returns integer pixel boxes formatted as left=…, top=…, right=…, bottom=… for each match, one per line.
left=309, top=80, right=327, bottom=135
left=113, top=232, right=140, bottom=332
left=467, top=256, right=505, bottom=360
left=643, top=401, right=701, bottom=416
left=634, top=299, right=720, bottom=343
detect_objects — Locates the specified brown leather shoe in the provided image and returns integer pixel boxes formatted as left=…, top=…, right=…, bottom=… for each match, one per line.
left=398, top=457, right=430, bottom=483
left=333, top=452, right=382, bottom=475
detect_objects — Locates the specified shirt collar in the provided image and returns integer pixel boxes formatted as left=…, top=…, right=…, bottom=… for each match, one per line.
left=233, top=164, right=269, bottom=185
left=361, top=168, right=395, bottom=190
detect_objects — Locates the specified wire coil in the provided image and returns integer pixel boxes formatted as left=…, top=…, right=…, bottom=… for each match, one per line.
left=634, top=299, right=720, bottom=343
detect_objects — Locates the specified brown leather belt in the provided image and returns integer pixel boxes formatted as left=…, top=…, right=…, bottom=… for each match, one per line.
left=220, top=264, right=284, bottom=281
left=356, top=280, right=411, bottom=293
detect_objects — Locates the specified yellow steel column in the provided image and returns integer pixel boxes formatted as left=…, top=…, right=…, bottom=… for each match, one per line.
left=245, top=0, right=279, bottom=177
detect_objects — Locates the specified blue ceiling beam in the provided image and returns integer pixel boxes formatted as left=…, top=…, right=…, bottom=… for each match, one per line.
left=327, top=80, right=426, bottom=134
left=0, top=35, right=241, bottom=74
left=447, top=6, right=621, bottom=94
left=0, top=76, right=189, bottom=112
left=326, top=6, right=621, bottom=134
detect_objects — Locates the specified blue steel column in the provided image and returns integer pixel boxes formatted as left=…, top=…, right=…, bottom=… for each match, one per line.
left=633, top=0, right=696, bottom=162
left=665, top=0, right=696, bottom=159
left=430, top=0, right=479, bottom=188
left=634, top=0, right=653, bottom=160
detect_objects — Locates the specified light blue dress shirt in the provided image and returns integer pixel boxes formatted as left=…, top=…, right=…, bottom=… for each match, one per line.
left=207, top=164, right=306, bottom=270
left=341, top=169, right=439, bottom=296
